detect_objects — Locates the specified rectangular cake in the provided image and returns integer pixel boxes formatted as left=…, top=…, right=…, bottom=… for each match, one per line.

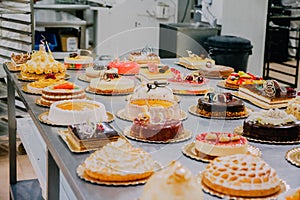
left=238, top=82, right=296, bottom=108
left=67, top=122, right=120, bottom=151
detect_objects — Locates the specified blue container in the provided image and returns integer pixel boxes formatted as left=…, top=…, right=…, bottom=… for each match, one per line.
left=34, top=31, right=57, bottom=52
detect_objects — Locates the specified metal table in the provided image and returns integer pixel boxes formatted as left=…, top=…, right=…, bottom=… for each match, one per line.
left=4, top=59, right=300, bottom=200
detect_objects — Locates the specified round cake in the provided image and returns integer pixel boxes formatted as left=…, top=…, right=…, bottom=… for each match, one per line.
left=27, top=74, right=66, bottom=94
left=195, top=132, right=248, bottom=157
left=197, top=92, right=247, bottom=118
left=198, top=65, right=234, bottom=78
left=108, top=59, right=140, bottom=75
left=286, top=97, right=300, bottom=120
left=88, top=68, right=135, bottom=94
left=140, top=161, right=203, bottom=200
left=64, top=52, right=93, bottom=69
left=130, top=115, right=184, bottom=141
left=48, top=99, right=107, bottom=125
left=179, top=50, right=215, bottom=69
left=126, top=83, right=181, bottom=121
left=202, top=154, right=281, bottom=197
left=225, top=71, right=264, bottom=89
left=128, top=51, right=160, bottom=64
left=168, top=68, right=210, bottom=92
left=243, top=108, right=300, bottom=142
left=85, top=65, right=107, bottom=79
left=20, top=44, right=66, bottom=80
left=83, top=138, right=155, bottom=182
left=40, top=82, right=86, bottom=106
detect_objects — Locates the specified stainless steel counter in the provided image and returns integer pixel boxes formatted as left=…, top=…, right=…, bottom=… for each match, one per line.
left=4, top=59, right=300, bottom=200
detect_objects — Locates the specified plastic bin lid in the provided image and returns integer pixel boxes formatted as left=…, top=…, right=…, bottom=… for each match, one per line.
left=206, top=35, right=253, bottom=50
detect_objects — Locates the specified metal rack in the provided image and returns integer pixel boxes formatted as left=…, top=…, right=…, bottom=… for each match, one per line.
left=264, top=0, right=300, bottom=88
left=0, top=0, right=34, bottom=61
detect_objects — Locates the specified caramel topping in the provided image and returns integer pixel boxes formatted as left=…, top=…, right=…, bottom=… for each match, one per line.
left=130, top=99, right=174, bottom=108
left=56, top=102, right=100, bottom=111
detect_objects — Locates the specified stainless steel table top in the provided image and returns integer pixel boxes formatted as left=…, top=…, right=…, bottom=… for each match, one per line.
left=4, top=59, right=300, bottom=200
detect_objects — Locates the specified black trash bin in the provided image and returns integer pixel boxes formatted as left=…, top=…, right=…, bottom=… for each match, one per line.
left=205, top=35, right=253, bottom=72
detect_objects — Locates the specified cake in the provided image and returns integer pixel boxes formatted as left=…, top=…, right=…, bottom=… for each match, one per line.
left=20, top=44, right=66, bottom=80
left=167, top=68, right=210, bottom=92
left=238, top=80, right=296, bottom=108
left=202, top=154, right=281, bottom=197
left=11, top=52, right=31, bottom=67
left=178, top=50, right=215, bottom=69
left=27, top=74, right=66, bottom=94
left=83, top=138, right=155, bottom=182
left=48, top=99, right=108, bottom=125
left=107, top=59, right=140, bottom=75
left=40, top=82, right=86, bottom=106
left=67, top=122, right=119, bottom=151
left=140, top=161, right=203, bottom=200
left=64, top=52, right=93, bottom=69
left=130, top=113, right=184, bottom=141
left=198, top=64, right=234, bottom=78
left=278, top=188, right=300, bottom=200
left=85, top=65, right=107, bottom=79
left=243, top=108, right=300, bottom=142
left=286, top=96, right=300, bottom=120
left=88, top=68, right=135, bottom=94
left=225, top=71, right=264, bottom=89
left=128, top=51, right=160, bottom=64
left=195, top=132, right=248, bottom=157
left=126, top=83, right=181, bottom=121
left=139, top=63, right=173, bottom=80
left=196, top=92, right=247, bottom=118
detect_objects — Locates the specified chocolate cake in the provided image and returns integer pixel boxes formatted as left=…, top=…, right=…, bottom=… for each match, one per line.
left=130, top=117, right=184, bottom=141
left=67, top=122, right=119, bottom=150
left=197, top=92, right=247, bottom=118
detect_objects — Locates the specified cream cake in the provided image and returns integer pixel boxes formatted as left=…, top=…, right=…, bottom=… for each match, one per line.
left=48, top=99, right=108, bottom=125
left=40, top=82, right=86, bottom=106
left=27, top=74, right=66, bottom=94
left=179, top=50, right=215, bottom=69
left=85, top=65, right=107, bottom=79
left=198, top=64, right=234, bottom=78
left=64, top=52, right=93, bottom=69
left=286, top=96, right=300, bottom=120
left=126, top=83, right=181, bottom=121
left=140, top=161, right=203, bottom=200
left=238, top=80, right=296, bottom=108
left=88, top=68, right=135, bottom=94
left=20, top=44, right=66, bottom=80
left=139, top=64, right=172, bottom=80
left=202, top=154, right=281, bottom=197
left=195, top=132, right=248, bottom=157
left=128, top=51, right=160, bottom=64
left=83, top=138, right=155, bottom=182
left=167, top=68, right=210, bottom=92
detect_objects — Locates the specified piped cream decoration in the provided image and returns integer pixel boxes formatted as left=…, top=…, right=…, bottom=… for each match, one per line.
left=286, top=97, right=300, bottom=120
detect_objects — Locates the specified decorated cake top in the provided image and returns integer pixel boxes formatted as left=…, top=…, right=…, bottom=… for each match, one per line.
left=11, top=52, right=31, bottom=65
left=168, top=68, right=208, bottom=85
left=28, top=74, right=66, bottom=89
left=247, top=108, right=297, bottom=126
left=108, top=59, right=139, bottom=69
left=64, top=52, right=93, bottom=64
left=202, top=92, right=241, bottom=105
left=140, top=161, right=203, bottom=200
left=83, top=138, right=155, bottom=175
left=196, top=132, right=247, bottom=146
left=181, top=50, right=215, bottom=65
left=226, top=71, right=264, bottom=85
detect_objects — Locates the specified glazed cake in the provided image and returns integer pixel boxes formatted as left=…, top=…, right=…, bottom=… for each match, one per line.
left=243, top=108, right=300, bottom=142
left=27, top=74, right=66, bottom=94
left=139, top=63, right=172, bottom=80
left=64, top=52, right=93, bottom=69
left=202, top=154, right=281, bottom=197
left=88, top=68, right=135, bottom=94
left=225, top=71, right=264, bottom=89
left=179, top=51, right=215, bottom=69
left=199, top=64, right=234, bottom=78
left=167, top=68, right=210, bottom=92
left=83, top=138, right=155, bottom=182
left=195, top=132, right=248, bottom=157
left=67, top=122, right=119, bottom=150
left=20, top=44, right=66, bottom=80
left=140, top=161, right=203, bottom=200
left=108, top=59, right=140, bottom=75
left=130, top=113, right=184, bottom=141
left=40, top=82, right=86, bottom=106
left=197, top=92, right=247, bottom=118
left=128, top=51, right=160, bottom=64
left=286, top=96, right=300, bottom=120
left=48, top=99, right=108, bottom=125
left=126, top=83, right=181, bottom=121
left=238, top=80, right=296, bottom=108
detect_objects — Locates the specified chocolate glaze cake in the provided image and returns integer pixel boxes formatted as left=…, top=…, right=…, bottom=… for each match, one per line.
left=197, top=92, right=247, bottom=118
left=130, top=117, right=184, bottom=141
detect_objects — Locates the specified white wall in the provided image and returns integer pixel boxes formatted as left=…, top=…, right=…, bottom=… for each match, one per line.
left=221, top=0, right=268, bottom=76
